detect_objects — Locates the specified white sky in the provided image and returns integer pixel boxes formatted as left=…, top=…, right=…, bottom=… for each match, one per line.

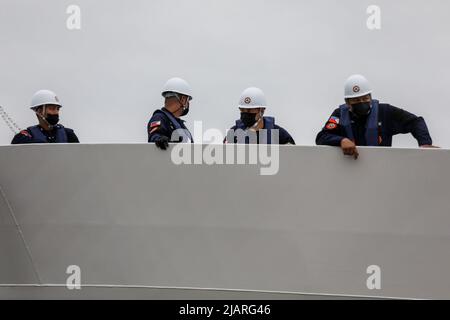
left=0, top=0, right=449, bottom=147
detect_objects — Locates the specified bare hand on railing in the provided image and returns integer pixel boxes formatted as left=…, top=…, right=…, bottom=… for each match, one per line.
left=420, top=145, right=440, bottom=148
left=340, top=138, right=359, bottom=160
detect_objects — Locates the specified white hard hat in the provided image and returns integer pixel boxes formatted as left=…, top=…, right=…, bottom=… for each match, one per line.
left=238, top=87, right=267, bottom=109
left=344, top=74, right=372, bottom=99
left=30, top=90, right=62, bottom=110
left=161, top=77, right=193, bottom=100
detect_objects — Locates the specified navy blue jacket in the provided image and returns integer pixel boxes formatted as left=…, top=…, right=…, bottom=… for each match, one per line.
left=316, top=103, right=432, bottom=147
left=11, top=125, right=79, bottom=144
left=147, top=108, right=192, bottom=143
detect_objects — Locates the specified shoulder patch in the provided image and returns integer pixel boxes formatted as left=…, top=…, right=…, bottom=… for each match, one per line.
left=326, top=123, right=337, bottom=130
left=150, top=121, right=161, bottom=128
left=20, top=130, right=31, bottom=137
left=149, top=127, right=160, bottom=134
left=328, top=116, right=340, bottom=124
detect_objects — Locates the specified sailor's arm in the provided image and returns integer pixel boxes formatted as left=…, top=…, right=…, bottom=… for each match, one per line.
left=389, top=105, right=436, bottom=147
left=148, top=114, right=174, bottom=150
left=65, top=128, right=80, bottom=143
left=315, top=109, right=345, bottom=146
left=223, top=125, right=238, bottom=144
left=11, top=130, right=36, bottom=144
left=276, top=126, right=296, bottom=145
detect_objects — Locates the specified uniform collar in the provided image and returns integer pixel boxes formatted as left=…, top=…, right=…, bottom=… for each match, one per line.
left=162, top=107, right=185, bottom=123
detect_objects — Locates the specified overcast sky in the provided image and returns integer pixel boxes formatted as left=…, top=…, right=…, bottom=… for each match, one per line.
left=0, top=0, right=449, bottom=147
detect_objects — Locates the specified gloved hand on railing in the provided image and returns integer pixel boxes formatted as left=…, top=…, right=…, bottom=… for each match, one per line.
left=155, top=136, right=169, bottom=150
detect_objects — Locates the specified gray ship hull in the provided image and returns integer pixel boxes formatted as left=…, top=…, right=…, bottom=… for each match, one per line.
left=1, top=144, right=449, bottom=299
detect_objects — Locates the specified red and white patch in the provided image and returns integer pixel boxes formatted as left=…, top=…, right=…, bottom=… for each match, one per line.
left=150, top=121, right=161, bottom=128
left=150, top=127, right=159, bottom=134
left=326, top=123, right=337, bottom=130
left=20, top=130, right=31, bottom=137
left=328, top=116, right=340, bottom=124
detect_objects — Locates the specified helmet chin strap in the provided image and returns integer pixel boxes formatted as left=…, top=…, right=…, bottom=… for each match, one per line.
left=249, top=110, right=264, bottom=130
left=175, top=104, right=188, bottom=114
left=174, top=95, right=188, bottom=115
left=34, top=105, right=54, bottom=130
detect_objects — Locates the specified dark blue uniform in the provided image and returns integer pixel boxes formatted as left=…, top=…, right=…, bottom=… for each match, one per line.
left=11, top=125, right=79, bottom=144
left=225, top=116, right=295, bottom=144
left=147, top=108, right=193, bottom=143
left=316, top=102, right=432, bottom=147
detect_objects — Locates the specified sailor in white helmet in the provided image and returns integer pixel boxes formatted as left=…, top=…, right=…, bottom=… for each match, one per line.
left=11, top=90, right=79, bottom=144
left=225, top=87, right=295, bottom=144
left=316, top=74, right=437, bottom=159
left=147, top=77, right=194, bottom=150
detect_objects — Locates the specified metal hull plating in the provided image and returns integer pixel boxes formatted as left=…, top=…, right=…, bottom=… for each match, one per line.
left=0, top=144, right=449, bottom=299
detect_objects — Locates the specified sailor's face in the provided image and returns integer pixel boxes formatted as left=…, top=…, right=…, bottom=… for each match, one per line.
left=38, top=104, right=60, bottom=116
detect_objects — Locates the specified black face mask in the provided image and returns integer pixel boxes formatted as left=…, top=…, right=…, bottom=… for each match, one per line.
left=45, top=114, right=59, bottom=126
left=180, top=106, right=189, bottom=116
left=351, top=102, right=371, bottom=117
left=240, top=112, right=257, bottom=127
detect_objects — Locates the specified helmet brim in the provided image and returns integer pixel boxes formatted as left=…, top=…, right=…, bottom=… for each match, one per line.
left=162, top=91, right=193, bottom=101
left=30, top=103, right=62, bottom=110
left=238, top=105, right=267, bottom=109
left=344, top=90, right=372, bottom=99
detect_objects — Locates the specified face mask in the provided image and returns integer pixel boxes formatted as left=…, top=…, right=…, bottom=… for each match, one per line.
left=180, top=106, right=189, bottom=116
left=45, top=114, right=59, bottom=126
left=240, top=112, right=257, bottom=127
left=351, top=102, right=371, bottom=117
left=176, top=96, right=190, bottom=117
